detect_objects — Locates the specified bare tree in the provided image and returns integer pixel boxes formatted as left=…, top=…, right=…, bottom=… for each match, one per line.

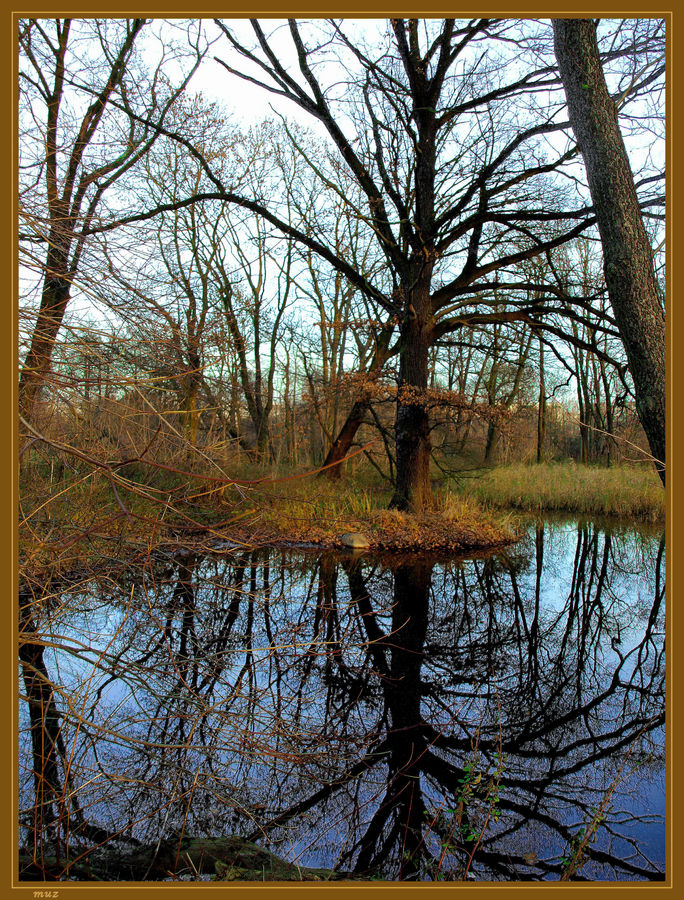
left=76, top=19, right=662, bottom=505
left=553, top=18, right=665, bottom=483
left=196, top=19, right=609, bottom=508
left=18, top=18, right=204, bottom=424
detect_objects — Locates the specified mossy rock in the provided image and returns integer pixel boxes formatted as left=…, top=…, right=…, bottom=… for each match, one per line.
left=215, top=860, right=332, bottom=881
left=125, top=835, right=358, bottom=881
left=20, top=835, right=364, bottom=882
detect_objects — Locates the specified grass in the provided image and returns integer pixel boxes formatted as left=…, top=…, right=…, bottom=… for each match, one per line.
left=222, top=476, right=515, bottom=553
left=18, top=460, right=516, bottom=588
left=461, top=462, right=665, bottom=524
left=19, top=455, right=664, bottom=587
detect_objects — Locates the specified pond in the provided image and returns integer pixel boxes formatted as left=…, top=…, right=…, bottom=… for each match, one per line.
left=18, top=518, right=665, bottom=882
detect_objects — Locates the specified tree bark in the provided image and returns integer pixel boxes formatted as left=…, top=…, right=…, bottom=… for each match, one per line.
left=598, top=354, right=615, bottom=465
left=484, top=420, right=499, bottom=465
left=320, top=398, right=370, bottom=478
left=18, top=274, right=72, bottom=422
left=537, top=335, right=546, bottom=463
left=182, top=348, right=202, bottom=454
left=389, top=279, right=434, bottom=510
left=553, top=19, right=666, bottom=485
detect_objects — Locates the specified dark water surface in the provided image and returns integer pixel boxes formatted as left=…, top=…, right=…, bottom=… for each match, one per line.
left=19, top=519, right=665, bottom=881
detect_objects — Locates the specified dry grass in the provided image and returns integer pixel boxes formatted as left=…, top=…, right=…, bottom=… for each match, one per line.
left=465, top=462, right=665, bottom=523
left=19, top=458, right=516, bottom=587
left=25, top=453, right=661, bottom=582
left=229, top=478, right=515, bottom=552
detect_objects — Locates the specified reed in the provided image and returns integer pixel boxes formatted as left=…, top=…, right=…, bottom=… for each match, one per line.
left=464, top=462, right=664, bottom=523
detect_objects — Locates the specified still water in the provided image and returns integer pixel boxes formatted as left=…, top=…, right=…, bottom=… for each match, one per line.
left=19, top=518, right=665, bottom=881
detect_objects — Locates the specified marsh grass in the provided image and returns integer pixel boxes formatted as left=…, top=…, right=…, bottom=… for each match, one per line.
left=464, top=462, right=664, bottom=523
left=241, top=477, right=514, bottom=552
left=20, top=454, right=662, bottom=584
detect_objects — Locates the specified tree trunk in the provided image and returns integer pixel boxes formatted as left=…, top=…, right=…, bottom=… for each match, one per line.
left=389, top=288, right=433, bottom=511
left=19, top=19, right=149, bottom=428
left=18, top=265, right=71, bottom=424
left=553, top=19, right=666, bottom=485
left=484, top=420, right=499, bottom=464
left=319, top=321, right=395, bottom=480
left=537, top=335, right=546, bottom=463
left=576, top=365, right=590, bottom=464
left=182, top=354, right=202, bottom=454
left=598, top=355, right=615, bottom=466
left=319, top=398, right=369, bottom=479
left=255, top=419, right=271, bottom=459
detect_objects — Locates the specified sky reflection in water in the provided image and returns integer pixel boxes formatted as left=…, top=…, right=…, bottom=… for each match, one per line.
left=19, top=519, right=665, bottom=881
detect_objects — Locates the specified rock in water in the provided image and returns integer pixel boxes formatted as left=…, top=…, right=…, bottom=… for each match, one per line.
left=339, top=532, right=370, bottom=549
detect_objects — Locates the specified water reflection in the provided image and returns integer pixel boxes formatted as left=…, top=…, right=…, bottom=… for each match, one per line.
left=18, top=520, right=665, bottom=881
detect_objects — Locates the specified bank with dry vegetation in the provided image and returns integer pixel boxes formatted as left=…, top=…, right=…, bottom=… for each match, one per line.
left=20, top=452, right=664, bottom=593
left=230, top=480, right=515, bottom=552
left=18, top=456, right=515, bottom=590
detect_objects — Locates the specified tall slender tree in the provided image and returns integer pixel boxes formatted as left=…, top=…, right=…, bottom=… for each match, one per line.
left=553, top=18, right=665, bottom=483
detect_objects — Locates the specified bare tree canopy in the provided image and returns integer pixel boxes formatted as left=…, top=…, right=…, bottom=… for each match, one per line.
left=200, top=18, right=657, bottom=508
